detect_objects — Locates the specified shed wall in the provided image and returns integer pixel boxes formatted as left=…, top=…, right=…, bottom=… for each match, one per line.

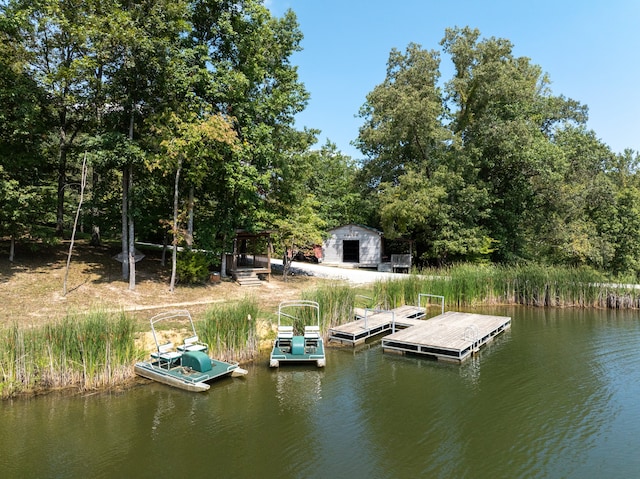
left=322, top=225, right=382, bottom=267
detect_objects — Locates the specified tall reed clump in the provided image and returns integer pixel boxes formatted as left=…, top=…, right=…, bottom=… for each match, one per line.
left=0, top=312, right=137, bottom=398
left=302, top=283, right=355, bottom=330
left=369, top=264, right=640, bottom=309
left=372, top=274, right=451, bottom=310
left=493, top=264, right=620, bottom=307
left=199, top=298, right=258, bottom=363
left=372, top=278, right=406, bottom=309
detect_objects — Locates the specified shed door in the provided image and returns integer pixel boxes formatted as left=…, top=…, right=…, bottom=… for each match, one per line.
left=343, top=240, right=360, bottom=263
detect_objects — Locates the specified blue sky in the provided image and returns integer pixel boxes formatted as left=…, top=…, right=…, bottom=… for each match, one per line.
left=267, top=0, right=640, bottom=159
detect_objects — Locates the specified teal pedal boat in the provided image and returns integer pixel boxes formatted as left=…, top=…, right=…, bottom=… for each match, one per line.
left=135, top=310, right=247, bottom=392
left=270, top=300, right=326, bottom=368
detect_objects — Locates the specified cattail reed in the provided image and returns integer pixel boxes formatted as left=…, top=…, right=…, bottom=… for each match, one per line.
left=369, top=264, right=640, bottom=309
left=302, top=282, right=355, bottom=330
left=0, top=311, right=137, bottom=398
left=199, top=298, right=259, bottom=363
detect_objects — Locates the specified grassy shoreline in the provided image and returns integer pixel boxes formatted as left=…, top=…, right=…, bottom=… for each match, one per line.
left=2, top=263, right=639, bottom=399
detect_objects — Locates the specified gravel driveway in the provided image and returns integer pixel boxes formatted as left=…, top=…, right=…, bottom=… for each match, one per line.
left=271, top=259, right=405, bottom=285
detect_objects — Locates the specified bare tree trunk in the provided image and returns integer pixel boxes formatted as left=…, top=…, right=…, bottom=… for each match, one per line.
left=64, top=154, right=87, bottom=296
left=169, top=158, right=182, bottom=292
left=9, top=235, right=15, bottom=262
left=121, top=168, right=129, bottom=280
left=161, top=232, right=168, bottom=267
left=122, top=109, right=136, bottom=285
left=282, top=250, right=291, bottom=281
left=128, top=165, right=136, bottom=291
left=220, top=233, right=228, bottom=278
left=90, top=225, right=101, bottom=246
left=56, top=141, right=67, bottom=237
left=186, top=186, right=194, bottom=249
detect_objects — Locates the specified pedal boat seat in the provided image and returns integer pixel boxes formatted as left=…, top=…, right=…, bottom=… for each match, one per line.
left=151, top=342, right=182, bottom=369
left=178, top=335, right=208, bottom=352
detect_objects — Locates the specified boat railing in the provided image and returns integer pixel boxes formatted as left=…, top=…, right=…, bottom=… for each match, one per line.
left=149, top=309, right=199, bottom=352
left=354, top=295, right=377, bottom=319
left=277, top=300, right=321, bottom=331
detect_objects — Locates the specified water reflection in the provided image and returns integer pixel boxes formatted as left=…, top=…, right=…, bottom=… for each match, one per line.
left=274, top=367, right=324, bottom=413
left=2, top=308, right=640, bottom=478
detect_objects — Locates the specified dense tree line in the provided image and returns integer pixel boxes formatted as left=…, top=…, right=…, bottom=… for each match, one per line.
left=0, top=0, right=361, bottom=286
left=357, top=27, right=640, bottom=279
left=1, top=3, right=639, bottom=282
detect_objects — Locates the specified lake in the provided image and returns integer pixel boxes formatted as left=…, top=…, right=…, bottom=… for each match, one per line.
left=1, top=306, right=639, bottom=478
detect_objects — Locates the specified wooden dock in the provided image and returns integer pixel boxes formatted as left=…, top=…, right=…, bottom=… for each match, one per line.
left=381, top=311, right=511, bottom=362
left=328, top=305, right=427, bottom=346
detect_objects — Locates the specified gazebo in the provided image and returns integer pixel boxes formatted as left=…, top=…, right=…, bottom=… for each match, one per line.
left=223, top=230, right=273, bottom=286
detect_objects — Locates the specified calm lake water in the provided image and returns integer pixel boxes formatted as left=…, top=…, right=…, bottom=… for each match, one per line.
left=2, top=306, right=640, bottom=479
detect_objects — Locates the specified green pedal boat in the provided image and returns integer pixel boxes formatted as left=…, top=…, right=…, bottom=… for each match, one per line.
left=135, top=310, right=247, bottom=392
left=270, top=300, right=326, bottom=368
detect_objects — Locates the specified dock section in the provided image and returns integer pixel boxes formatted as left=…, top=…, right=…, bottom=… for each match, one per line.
left=381, top=311, right=511, bottom=362
left=328, top=305, right=426, bottom=346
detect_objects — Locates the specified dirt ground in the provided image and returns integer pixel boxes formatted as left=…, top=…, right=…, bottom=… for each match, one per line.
left=0, top=240, right=320, bottom=328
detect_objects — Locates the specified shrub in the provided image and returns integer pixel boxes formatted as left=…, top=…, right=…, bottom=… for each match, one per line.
left=176, top=250, right=211, bottom=284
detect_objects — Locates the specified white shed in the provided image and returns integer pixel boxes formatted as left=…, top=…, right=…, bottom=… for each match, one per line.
left=321, top=224, right=383, bottom=268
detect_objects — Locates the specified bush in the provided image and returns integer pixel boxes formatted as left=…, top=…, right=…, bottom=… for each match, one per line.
left=176, top=250, right=211, bottom=284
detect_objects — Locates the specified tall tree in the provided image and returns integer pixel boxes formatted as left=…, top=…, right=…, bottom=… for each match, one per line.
left=154, top=112, right=238, bottom=290
left=190, top=1, right=310, bottom=244
left=603, top=149, right=640, bottom=277
left=356, top=42, right=449, bottom=187
left=531, top=126, right=615, bottom=268
left=441, top=26, right=588, bottom=262
left=4, top=0, right=99, bottom=236
left=92, top=0, right=190, bottom=287
left=304, top=141, right=366, bottom=229
left=357, top=42, right=492, bottom=264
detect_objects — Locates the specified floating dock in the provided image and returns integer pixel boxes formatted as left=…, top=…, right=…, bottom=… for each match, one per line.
left=328, top=305, right=427, bottom=346
left=381, top=311, right=511, bottom=363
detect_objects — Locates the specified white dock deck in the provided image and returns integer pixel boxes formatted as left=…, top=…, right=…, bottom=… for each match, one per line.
left=328, top=305, right=426, bottom=346
left=381, top=311, right=511, bottom=362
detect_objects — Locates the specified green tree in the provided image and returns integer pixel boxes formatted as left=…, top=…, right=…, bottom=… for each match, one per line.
left=274, top=193, right=327, bottom=279
left=88, top=0, right=190, bottom=287
left=532, top=126, right=616, bottom=268
left=0, top=7, right=56, bottom=256
left=357, top=41, right=492, bottom=264
left=302, top=142, right=365, bottom=229
left=3, top=0, right=101, bottom=236
left=154, top=112, right=238, bottom=290
left=603, top=150, right=640, bottom=277
left=356, top=42, right=449, bottom=186
left=441, top=26, right=588, bottom=262
left=190, top=1, right=310, bottom=242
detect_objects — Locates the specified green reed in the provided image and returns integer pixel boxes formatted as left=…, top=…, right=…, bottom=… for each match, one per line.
left=369, top=264, right=639, bottom=309
left=0, top=311, right=137, bottom=398
left=199, top=298, right=259, bottom=362
left=302, top=283, right=356, bottom=330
